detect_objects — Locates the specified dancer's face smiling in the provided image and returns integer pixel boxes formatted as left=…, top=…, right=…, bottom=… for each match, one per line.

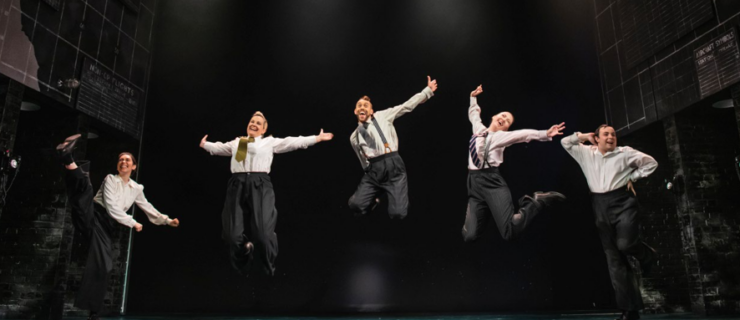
left=596, top=126, right=617, bottom=153
left=117, top=154, right=136, bottom=175
left=355, top=99, right=373, bottom=123
left=489, top=112, right=513, bottom=131
left=247, top=116, right=267, bottom=137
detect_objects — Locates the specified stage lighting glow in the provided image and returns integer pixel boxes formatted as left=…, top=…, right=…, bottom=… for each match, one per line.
left=349, top=265, right=388, bottom=312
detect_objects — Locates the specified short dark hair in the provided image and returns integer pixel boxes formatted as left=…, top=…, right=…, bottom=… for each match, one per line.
left=594, top=124, right=610, bottom=137
left=119, top=152, right=137, bottom=169
left=360, top=95, right=371, bottom=102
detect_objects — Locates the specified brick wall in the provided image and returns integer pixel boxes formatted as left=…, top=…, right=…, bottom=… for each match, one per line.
left=0, top=85, right=86, bottom=318
left=618, top=120, right=691, bottom=313
left=663, top=99, right=740, bottom=314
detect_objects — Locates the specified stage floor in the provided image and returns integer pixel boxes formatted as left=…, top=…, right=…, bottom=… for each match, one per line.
left=56, top=314, right=740, bottom=320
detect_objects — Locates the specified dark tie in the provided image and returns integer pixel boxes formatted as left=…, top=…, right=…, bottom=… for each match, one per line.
left=235, top=137, right=255, bottom=162
left=469, top=131, right=488, bottom=168
left=358, top=122, right=376, bottom=150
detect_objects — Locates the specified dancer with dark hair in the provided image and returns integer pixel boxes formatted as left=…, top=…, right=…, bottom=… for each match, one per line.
left=462, top=85, right=566, bottom=242
left=562, top=124, right=658, bottom=320
left=200, top=111, right=333, bottom=276
left=348, top=76, right=437, bottom=219
left=57, top=134, right=179, bottom=320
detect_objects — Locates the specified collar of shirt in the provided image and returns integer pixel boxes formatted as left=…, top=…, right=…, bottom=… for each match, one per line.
left=110, top=174, right=137, bottom=189
left=591, top=146, right=624, bottom=158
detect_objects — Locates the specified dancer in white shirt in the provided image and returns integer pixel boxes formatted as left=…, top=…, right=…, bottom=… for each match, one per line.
left=348, top=76, right=437, bottom=219
left=200, top=111, right=333, bottom=276
left=56, top=134, right=179, bottom=320
left=463, top=85, right=565, bottom=242
left=562, top=125, right=657, bottom=320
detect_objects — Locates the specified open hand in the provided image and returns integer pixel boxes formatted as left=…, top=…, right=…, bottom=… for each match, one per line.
left=200, top=135, right=208, bottom=148
left=427, top=75, right=438, bottom=92
left=168, top=218, right=180, bottom=227
left=546, top=122, right=566, bottom=137
left=134, top=223, right=143, bottom=232
left=471, top=85, right=483, bottom=97
left=316, top=129, right=334, bottom=142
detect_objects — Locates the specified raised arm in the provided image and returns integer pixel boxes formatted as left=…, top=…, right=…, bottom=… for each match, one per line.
left=625, top=147, right=658, bottom=182
left=101, top=175, right=138, bottom=229
left=135, top=187, right=179, bottom=227
left=561, top=131, right=596, bottom=162
left=469, top=85, right=487, bottom=134
left=200, top=135, right=236, bottom=156
left=273, top=129, right=333, bottom=154
left=379, top=76, right=437, bottom=121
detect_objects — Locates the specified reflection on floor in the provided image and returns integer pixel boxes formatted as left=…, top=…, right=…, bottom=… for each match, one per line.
left=47, top=313, right=740, bottom=320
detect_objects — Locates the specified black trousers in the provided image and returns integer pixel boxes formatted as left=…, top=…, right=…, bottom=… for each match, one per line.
left=348, top=152, right=408, bottom=219
left=65, top=163, right=117, bottom=313
left=592, top=188, right=652, bottom=311
left=462, top=167, right=541, bottom=242
left=221, top=172, right=278, bottom=276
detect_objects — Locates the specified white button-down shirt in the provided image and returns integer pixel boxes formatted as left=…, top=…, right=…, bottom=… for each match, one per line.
left=561, top=132, right=658, bottom=193
left=93, top=174, right=171, bottom=228
left=350, top=87, right=434, bottom=168
left=468, top=97, right=551, bottom=170
left=203, top=135, right=317, bottom=173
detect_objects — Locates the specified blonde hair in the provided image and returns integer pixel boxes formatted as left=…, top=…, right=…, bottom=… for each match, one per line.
left=252, top=111, right=268, bottom=131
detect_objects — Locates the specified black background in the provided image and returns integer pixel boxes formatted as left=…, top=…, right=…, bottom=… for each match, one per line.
left=126, top=0, right=611, bottom=314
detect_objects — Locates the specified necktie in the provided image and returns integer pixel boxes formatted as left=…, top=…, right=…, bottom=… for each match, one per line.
left=358, top=122, right=376, bottom=150
left=469, top=131, right=488, bottom=168
left=235, top=137, right=255, bottom=162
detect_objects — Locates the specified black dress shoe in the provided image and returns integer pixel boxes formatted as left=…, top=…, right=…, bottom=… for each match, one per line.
left=533, top=191, right=566, bottom=207
left=87, top=312, right=100, bottom=320
left=56, top=133, right=81, bottom=164
left=640, top=242, right=657, bottom=277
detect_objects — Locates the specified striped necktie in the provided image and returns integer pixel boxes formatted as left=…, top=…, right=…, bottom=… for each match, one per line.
left=469, top=131, right=488, bottom=168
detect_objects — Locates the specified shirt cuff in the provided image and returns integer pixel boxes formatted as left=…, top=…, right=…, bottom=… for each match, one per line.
left=630, top=170, right=642, bottom=182
left=538, top=130, right=551, bottom=141
left=422, top=86, right=434, bottom=99
left=570, top=132, right=582, bottom=144
left=127, top=218, right=138, bottom=228
left=470, top=97, right=477, bottom=106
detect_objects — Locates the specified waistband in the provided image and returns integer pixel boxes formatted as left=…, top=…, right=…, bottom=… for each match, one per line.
left=232, top=172, right=269, bottom=177
left=591, top=187, right=631, bottom=198
left=469, top=166, right=500, bottom=174
left=368, top=151, right=400, bottom=163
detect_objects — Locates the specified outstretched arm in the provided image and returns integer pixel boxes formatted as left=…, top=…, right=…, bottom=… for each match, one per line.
left=200, top=135, right=235, bottom=156
left=135, top=187, right=179, bottom=227
left=380, top=76, right=438, bottom=121
left=273, top=129, right=333, bottom=154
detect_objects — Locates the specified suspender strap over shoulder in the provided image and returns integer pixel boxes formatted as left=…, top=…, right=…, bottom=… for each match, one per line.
left=371, top=117, right=392, bottom=154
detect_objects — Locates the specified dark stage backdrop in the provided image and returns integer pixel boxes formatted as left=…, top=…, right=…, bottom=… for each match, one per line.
left=126, top=0, right=610, bottom=314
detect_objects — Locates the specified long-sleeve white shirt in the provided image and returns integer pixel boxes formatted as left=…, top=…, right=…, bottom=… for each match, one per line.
left=93, top=174, right=171, bottom=228
left=350, top=86, right=434, bottom=168
left=468, top=97, right=551, bottom=170
left=203, top=135, right=317, bottom=173
left=561, top=132, right=658, bottom=193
